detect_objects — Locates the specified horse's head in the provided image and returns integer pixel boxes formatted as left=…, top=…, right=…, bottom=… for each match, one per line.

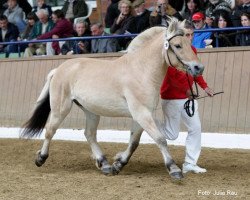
left=163, top=18, right=204, bottom=76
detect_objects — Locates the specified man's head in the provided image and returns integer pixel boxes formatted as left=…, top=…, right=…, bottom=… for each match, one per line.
left=37, top=0, right=46, bottom=8
left=75, top=20, right=88, bottom=36
left=0, top=15, right=8, bottom=30
left=52, top=10, right=65, bottom=24
left=192, top=12, right=206, bottom=29
left=36, top=9, right=49, bottom=24
left=91, top=23, right=104, bottom=36
left=184, top=20, right=194, bottom=42
left=132, top=0, right=145, bottom=16
left=7, top=0, right=17, bottom=9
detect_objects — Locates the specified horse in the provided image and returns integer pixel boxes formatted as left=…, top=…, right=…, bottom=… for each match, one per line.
left=21, top=18, right=204, bottom=181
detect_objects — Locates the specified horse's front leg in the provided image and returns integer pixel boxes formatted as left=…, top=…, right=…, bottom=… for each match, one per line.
left=84, top=110, right=111, bottom=174
left=111, top=121, right=143, bottom=175
left=127, top=99, right=183, bottom=180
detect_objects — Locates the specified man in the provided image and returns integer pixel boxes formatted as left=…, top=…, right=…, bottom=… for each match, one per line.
left=192, top=12, right=212, bottom=48
left=132, top=0, right=151, bottom=33
left=37, top=9, right=73, bottom=55
left=23, top=9, right=54, bottom=57
left=0, top=14, right=19, bottom=57
left=60, top=20, right=91, bottom=55
left=160, top=21, right=214, bottom=174
left=91, top=22, right=120, bottom=53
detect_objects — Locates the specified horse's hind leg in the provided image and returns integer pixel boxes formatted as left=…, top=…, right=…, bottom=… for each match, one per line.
left=112, top=121, right=143, bottom=175
left=36, top=97, right=72, bottom=167
left=84, top=110, right=111, bottom=174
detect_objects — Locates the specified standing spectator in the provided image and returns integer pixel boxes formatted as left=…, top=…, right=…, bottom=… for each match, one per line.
left=60, top=20, right=91, bottom=55
left=3, top=0, right=26, bottom=33
left=37, top=9, right=73, bottom=55
left=23, top=9, right=54, bottom=57
left=182, top=0, right=202, bottom=21
left=231, top=0, right=250, bottom=27
left=132, top=0, right=151, bottom=33
left=192, top=12, right=212, bottom=48
left=91, top=22, right=120, bottom=53
left=104, top=0, right=120, bottom=29
left=149, top=0, right=183, bottom=27
left=110, top=0, right=135, bottom=49
left=0, top=14, right=19, bottom=57
left=61, top=0, right=89, bottom=24
left=32, top=0, right=53, bottom=18
left=211, top=10, right=235, bottom=47
left=235, top=12, right=250, bottom=46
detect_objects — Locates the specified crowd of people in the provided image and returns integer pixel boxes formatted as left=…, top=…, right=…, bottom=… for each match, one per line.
left=0, top=0, right=249, bottom=57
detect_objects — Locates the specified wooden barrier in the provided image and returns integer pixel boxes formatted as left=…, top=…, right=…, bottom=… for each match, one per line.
left=0, top=46, right=250, bottom=134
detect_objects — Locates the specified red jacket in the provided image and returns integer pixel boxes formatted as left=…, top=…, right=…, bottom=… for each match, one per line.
left=160, top=47, right=208, bottom=100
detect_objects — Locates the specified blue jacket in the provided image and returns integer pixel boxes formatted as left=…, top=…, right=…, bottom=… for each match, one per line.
left=192, top=25, right=212, bottom=49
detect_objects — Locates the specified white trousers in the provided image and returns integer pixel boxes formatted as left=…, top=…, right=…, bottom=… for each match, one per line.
left=161, top=99, right=201, bottom=165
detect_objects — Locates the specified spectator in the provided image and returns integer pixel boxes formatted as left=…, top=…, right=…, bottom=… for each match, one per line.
left=0, top=14, right=19, bottom=57
left=91, top=22, right=120, bottom=53
left=60, top=20, right=91, bottom=55
left=192, top=12, right=212, bottom=48
left=235, top=12, right=250, bottom=46
left=110, top=0, right=135, bottom=49
left=61, top=0, right=89, bottom=24
left=18, top=12, right=38, bottom=52
left=205, top=7, right=215, bottom=27
left=23, top=9, right=54, bottom=57
left=182, top=0, right=202, bottom=21
left=3, top=0, right=26, bottom=33
left=104, top=0, right=120, bottom=29
left=37, top=9, right=73, bottom=55
left=149, top=0, right=183, bottom=27
left=132, top=0, right=151, bottom=33
left=32, top=0, right=53, bottom=18
left=211, top=10, right=235, bottom=47
left=205, top=0, right=232, bottom=19
left=231, top=0, right=250, bottom=27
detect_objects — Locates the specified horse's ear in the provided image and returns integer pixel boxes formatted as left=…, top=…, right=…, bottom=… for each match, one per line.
left=180, top=19, right=186, bottom=29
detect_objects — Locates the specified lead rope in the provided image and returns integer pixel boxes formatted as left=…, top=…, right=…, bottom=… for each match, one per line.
left=184, top=72, right=199, bottom=117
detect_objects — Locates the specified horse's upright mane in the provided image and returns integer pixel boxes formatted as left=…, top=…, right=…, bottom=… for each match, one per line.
left=126, top=18, right=185, bottom=53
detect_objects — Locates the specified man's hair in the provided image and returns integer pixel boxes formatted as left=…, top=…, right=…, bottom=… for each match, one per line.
left=36, top=9, right=49, bottom=17
left=53, top=9, right=65, bottom=19
left=75, top=19, right=89, bottom=27
left=0, top=15, right=8, bottom=21
left=184, top=20, right=194, bottom=30
left=91, top=22, right=103, bottom=29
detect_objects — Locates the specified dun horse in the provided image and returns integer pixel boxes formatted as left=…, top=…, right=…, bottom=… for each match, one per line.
left=21, top=18, right=204, bottom=180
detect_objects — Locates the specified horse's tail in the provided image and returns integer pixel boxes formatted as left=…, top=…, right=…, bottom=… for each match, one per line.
left=21, top=69, right=57, bottom=138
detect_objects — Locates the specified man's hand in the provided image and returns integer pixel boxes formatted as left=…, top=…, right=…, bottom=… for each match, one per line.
left=205, top=87, right=214, bottom=97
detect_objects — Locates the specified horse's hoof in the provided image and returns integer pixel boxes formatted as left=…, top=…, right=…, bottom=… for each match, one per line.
left=101, top=165, right=112, bottom=175
left=35, top=151, right=48, bottom=167
left=170, top=171, right=184, bottom=181
left=111, top=161, right=124, bottom=175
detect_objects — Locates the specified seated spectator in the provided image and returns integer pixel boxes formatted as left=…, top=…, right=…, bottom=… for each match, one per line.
left=231, top=0, right=250, bottom=27
left=3, top=0, right=26, bottom=33
left=110, top=0, right=135, bottom=49
left=32, top=0, right=53, bottom=18
left=235, top=12, right=250, bottom=46
left=191, top=12, right=212, bottom=48
left=132, top=0, right=151, bottom=33
left=104, top=0, right=120, bottom=29
left=211, top=10, right=235, bottom=47
left=37, top=9, right=73, bottom=55
left=60, top=20, right=91, bottom=55
left=182, top=0, right=202, bottom=21
left=91, top=22, right=120, bottom=53
left=18, top=12, right=38, bottom=52
left=23, top=9, right=54, bottom=57
left=61, top=0, right=89, bottom=24
left=205, top=8, right=215, bottom=27
left=0, top=14, right=19, bottom=57
left=149, top=0, right=183, bottom=27
left=205, top=0, right=232, bottom=19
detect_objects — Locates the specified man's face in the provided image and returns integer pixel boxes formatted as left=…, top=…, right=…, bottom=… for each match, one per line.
left=192, top=20, right=205, bottom=29
left=37, top=0, right=45, bottom=8
left=7, top=0, right=17, bottom=9
left=184, top=28, right=194, bottom=42
left=52, top=14, right=59, bottom=23
left=75, top=23, right=86, bottom=36
left=0, top=19, right=8, bottom=30
left=38, top=13, right=48, bottom=24
left=134, top=3, right=145, bottom=15
left=91, top=25, right=103, bottom=36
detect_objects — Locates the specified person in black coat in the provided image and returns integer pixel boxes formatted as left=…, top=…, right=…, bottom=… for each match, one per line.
left=0, top=14, right=19, bottom=57
left=105, top=0, right=120, bottom=28
left=231, top=0, right=250, bottom=27
left=235, top=13, right=250, bottom=46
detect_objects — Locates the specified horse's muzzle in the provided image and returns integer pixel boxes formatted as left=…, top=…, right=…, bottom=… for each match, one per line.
left=188, top=63, right=204, bottom=76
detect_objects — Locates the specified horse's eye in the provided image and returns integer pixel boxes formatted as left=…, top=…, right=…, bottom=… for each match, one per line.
left=175, top=44, right=182, bottom=49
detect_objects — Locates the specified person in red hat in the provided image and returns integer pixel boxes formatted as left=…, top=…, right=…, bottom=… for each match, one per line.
left=191, top=12, right=212, bottom=48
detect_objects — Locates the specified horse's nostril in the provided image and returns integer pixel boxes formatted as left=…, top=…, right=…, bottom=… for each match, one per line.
left=194, top=65, right=200, bottom=71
